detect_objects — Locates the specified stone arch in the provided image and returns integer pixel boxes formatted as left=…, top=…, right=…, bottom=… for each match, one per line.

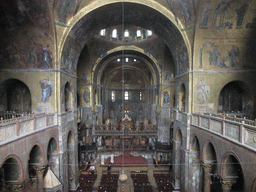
left=47, top=137, right=59, bottom=178
left=218, top=81, right=252, bottom=116
left=28, top=144, right=44, bottom=166
left=202, top=141, right=217, bottom=171
left=1, top=78, right=31, bottom=113
left=202, top=141, right=218, bottom=192
left=221, top=152, right=244, bottom=192
left=65, top=82, right=73, bottom=111
left=28, top=144, right=45, bottom=192
left=93, top=48, right=160, bottom=86
left=59, top=2, right=191, bottom=77
left=0, top=155, right=24, bottom=191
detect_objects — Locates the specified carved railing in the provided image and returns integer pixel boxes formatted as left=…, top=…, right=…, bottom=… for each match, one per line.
left=0, top=113, right=57, bottom=143
left=0, top=112, right=31, bottom=123
left=191, top=113, right=256, bottom=150
left=204, top=112, right=255, bottom=126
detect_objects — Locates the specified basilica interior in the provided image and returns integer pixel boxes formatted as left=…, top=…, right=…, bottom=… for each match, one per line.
left=0, top=0, right=256, bottom=192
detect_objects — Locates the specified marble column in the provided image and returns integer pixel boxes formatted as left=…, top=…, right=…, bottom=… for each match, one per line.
left=34, top=165, right=46, bottom=192
left=202, top=162, right=213, bottom=192
left=221, top=177, right=237, bottom=192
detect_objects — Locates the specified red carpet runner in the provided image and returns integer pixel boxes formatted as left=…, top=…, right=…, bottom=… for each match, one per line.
left=102, top=152, right=148, bottom=167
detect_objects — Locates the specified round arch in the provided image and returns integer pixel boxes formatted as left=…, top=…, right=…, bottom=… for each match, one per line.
left=202, top=141, right=217, bottom=164
left=190, top=135, right=200, bottom=152
left=93, top=47, right=161, bottom=85
left=28, top=144, right=45, bottom=166
left=0, top=155, right=24, bottom=182
left=220, top=152, right=244, bottom=191
left=57, top=0, right=191, bottom=60
left=58, top=1, right=191, bottom=76
left=47, top=137, right=59, bottom=154
left=218, top=80, right=252, bottom=115
left=2, top=78, right=32, bottom=113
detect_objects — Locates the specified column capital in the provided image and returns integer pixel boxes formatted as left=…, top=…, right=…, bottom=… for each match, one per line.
left=221, top=177, right=237, bottom=191
left=33, top=165, right=46, bottom=174
left=201, top=161, right=214, bottom=172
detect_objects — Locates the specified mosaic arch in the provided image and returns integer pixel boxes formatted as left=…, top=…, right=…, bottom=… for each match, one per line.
left=59, top=2, right=190, bottom=76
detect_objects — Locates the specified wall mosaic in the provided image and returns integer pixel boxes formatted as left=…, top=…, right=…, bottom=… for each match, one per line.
left=174, top=44, right=189, bottom=75
left=37, top=77, right=55, bottom=113
left=166, top=0, right=195, bottom=29
left=196, top=78, right=209, bottom=104
left=200, top=42, right=243, bottom=69
left=199, top=1, right=255, bottom=30
left=54, top=0, right=82, bottom=24
left=0, top=0, right=54, bottom=70
left=61, top=37, right=80, bottom=73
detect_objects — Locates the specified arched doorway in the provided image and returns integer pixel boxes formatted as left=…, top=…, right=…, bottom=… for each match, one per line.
left=2, top=79, right=31, bottom=113
left=221, top=154, right=244, bottom=192
left=218, top=81, right=252, bottom=118
left=0, top=157, right=21, bottom=191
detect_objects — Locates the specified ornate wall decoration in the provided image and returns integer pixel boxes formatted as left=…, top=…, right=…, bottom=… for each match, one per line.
left=196, top=78, right=209, bottom=104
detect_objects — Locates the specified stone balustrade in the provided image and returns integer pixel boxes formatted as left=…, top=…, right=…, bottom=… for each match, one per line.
left=0, top=113, right=57, bottom=143
left=175, top=111, right=256, bottom=150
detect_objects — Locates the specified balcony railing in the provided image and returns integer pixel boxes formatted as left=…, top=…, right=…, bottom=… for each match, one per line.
left=0, top=113, right=57, bottom=143
left=0, top=112, right=31, bottom=123
left=190, top=112, right=256, bottom=150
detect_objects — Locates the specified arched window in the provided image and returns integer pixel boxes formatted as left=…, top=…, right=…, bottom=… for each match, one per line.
left=124, top=29, right=129, bottom=37
left=112, top=29, right=117, bottom=38
left=147, top=30, right=152, bottom=36
left=111, top=91, right=115, bottom=102
left=100, top=29, right=106, bottom=36
left=124, top=91, right=129, bottom=100
left=137, top=29, right=141, bottom=37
